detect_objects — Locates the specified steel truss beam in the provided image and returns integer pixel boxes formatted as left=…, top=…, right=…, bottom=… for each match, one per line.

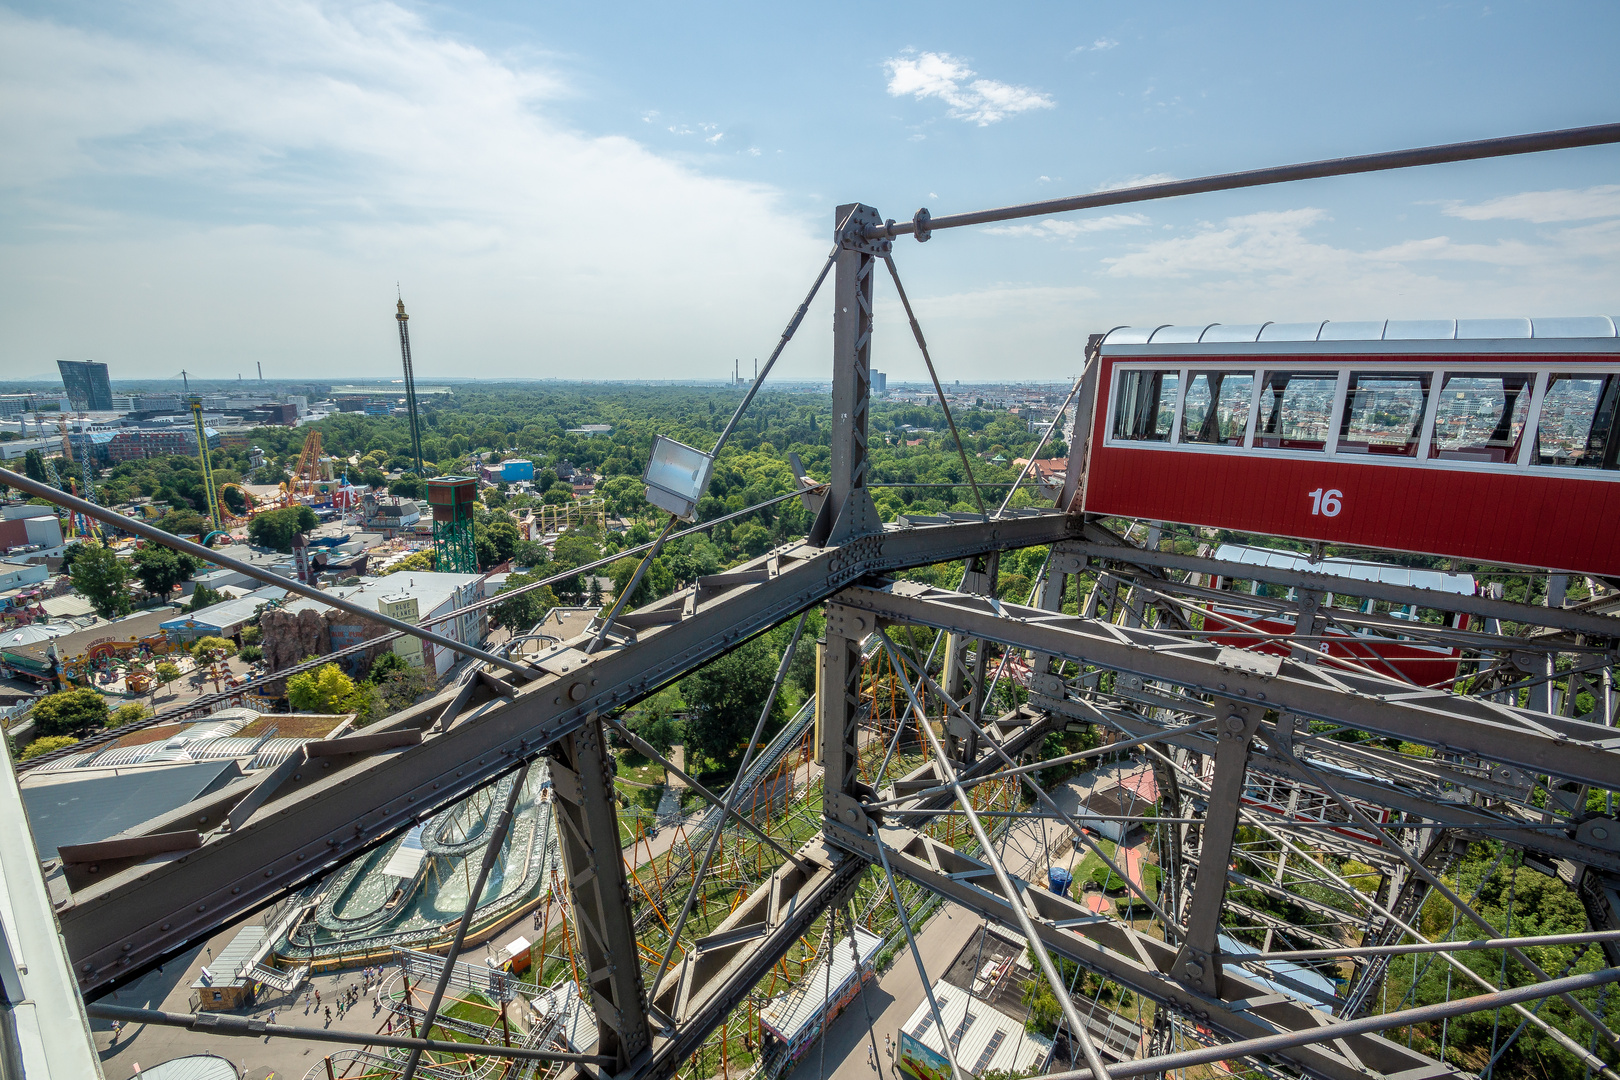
left=836, top=581, right=1620, bottom=790
left=62, top=512, right=1077, bottom=995
left=547, top=722, right=652, bottom=1071
left=1069, top=538, right=1620, bottom=642
left=1082, top=704, right=1620, bottom=875
left=825, top=822, right=1456, bottom=1080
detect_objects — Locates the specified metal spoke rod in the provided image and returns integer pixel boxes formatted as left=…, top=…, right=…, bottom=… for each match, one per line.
left=588, top=513, right=678, bottom=652
left=1038, top=963, right=1620, bottom=1080
left=0, top=465, right=539, bottom=678
left=709, top=207, right=856, bottom=457
left=995, top=373, right=1087, bottom=518
left=399, top=760, right=531, bottom=1080
left=882, top=254, right=988, bottom=521
left=1261, top=927, right=1620, bottom=962
left=648, top=612, right=809, bottom=999
left=881, top=636, right=1176, bottom=928
left=868, top=122, right=1620, bottom=239
left=875, top=842, right=968, bottom=1080
left=883, top=638, right=1115, bottom=1080
left=18, top=485, right=820, bottom=773
left=84, top=1003, right=615, bottom=1066
left=602, top=716, right=803, bottom=865
left=845, top=900, right=889, bottom=1080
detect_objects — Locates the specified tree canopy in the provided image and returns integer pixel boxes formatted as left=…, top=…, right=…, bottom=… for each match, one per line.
left=287, top=662, right=366, bottom=715
left=248, top=505, right=319, bottom=552
left=68, top=543, right=131, bottom=618
left=490, top=571, right=560, bottom=634
left=679, top=636, right=786, bottom=768
left=32, top=688, right=110, bottom=738
left=131, top=543, right=201, bottom=598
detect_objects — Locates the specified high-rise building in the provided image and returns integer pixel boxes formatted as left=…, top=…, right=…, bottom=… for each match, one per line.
left=871, top=370, right=887, bottom=394
left=56, top=360, right=113, bottom=411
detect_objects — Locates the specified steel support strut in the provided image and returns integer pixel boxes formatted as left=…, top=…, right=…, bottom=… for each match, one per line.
left=547, top=720, right=652, bottom=1071
left=1171, top=699, right=1262, bottom=994
left=818, top=203, right=887, bottom=546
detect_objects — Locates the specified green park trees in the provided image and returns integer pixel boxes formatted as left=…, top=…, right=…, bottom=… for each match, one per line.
left=679, top=635, right=785, bottom=768
left=131, top=543, right=201, bottom=598
left=287, top=663, right=366, bottom=715
left=68, top=543, right=132, bottom=618
left=32, top=688, right=110, bottom=737
left=490, top=572, right=560, bottom=634
left=248, top=505, right=319, bottom=552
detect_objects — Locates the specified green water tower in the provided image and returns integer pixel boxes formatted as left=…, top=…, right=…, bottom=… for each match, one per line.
left=425, top=476, right=479, bottom=574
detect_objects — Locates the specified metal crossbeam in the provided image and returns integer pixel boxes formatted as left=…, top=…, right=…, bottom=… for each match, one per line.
left=828, top=824, right=1456, bottom=1080
left=836, top=581, right=1620, bottom=789
left=61, top=514, right=1073, bottom=994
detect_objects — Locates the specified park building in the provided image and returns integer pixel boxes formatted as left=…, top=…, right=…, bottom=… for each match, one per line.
left=261, top=571, right=487, bottom=682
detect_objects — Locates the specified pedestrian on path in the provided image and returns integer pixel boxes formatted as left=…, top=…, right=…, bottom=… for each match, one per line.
left=109, top=1020, right=121, bottom=1045
left=886, top=1034, right=892, bottom=1057
left=324, top=1006, right=332, bottom=1027
left=868, top=1044, right=875, bottom=1070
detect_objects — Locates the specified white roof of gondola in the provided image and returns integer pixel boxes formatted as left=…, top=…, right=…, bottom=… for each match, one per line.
left=1101, top=317, right=1620, bottom=354
left=1213, top=543, right=1476, bottom=596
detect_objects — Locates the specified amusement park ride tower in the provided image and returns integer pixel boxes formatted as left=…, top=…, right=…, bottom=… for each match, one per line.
left=189, top=397, right=221, bottom=535
left=425, top=475, right=478, bottom=573
left=396, top=297, right=426, bottom=477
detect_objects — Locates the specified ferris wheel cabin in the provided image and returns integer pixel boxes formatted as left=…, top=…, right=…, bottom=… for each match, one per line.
left=1076, top=316, right=1620, bottom=576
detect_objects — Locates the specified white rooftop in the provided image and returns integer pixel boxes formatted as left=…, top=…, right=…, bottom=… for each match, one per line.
left=281, top=571, right=483, bottom=620
left=760, top=927, right=883, bottom=1045
left=1214, top=544, right=1476, bottom=596
left=898, top=979, right=1054, bottom=1078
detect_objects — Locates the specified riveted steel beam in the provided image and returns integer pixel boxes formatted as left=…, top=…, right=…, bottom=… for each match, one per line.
left=62, top=514, right=1076, bottom=996
left=834, top=581, right=1620, bottom=790
left=826, top=823, right=1458, bottom=1080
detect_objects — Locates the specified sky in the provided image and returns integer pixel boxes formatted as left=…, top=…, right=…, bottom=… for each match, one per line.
left=2, top=0, right=1618, bottom=384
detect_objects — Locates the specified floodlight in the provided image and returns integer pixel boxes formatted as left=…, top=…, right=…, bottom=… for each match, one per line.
left=643, top=435, right=714, bottom=521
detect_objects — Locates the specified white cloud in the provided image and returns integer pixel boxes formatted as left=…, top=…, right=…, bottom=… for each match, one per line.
left=1071, top=37, right=1118, bottom=53
left=883, top=51, right=1054, bottom=126
left=983, top=214, right=1150, bottom=239
left=1093, top=204, right=1620, bottom=318
left=1441, top=185, right=1620, bottom=224
left=0, top=2, right=825, bottom=379
left=1105, top=209, right=1334, bottom=278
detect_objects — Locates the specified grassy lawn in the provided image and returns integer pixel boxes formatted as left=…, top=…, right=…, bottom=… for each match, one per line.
left=1073, top=836, right=1162, bottom=897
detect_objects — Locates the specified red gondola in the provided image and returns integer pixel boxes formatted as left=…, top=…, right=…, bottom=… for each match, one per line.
left=1075, top=317, right=1620, bottom=575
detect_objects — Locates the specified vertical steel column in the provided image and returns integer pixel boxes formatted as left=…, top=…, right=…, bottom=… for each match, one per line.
left=818, top=204, right=888, bottom=547
left=1289, top=588, right=1328, bottom=665
left=822, top=604, right=873, bottom=832
left=1171, top=698, right=1263, bottom=994
left=547, top=720, right=652, bottom=1071
left=944, top=554, right=997, bottom=762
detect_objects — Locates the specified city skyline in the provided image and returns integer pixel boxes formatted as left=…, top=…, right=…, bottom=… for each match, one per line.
left=2, top=2, right=1618, bottom=382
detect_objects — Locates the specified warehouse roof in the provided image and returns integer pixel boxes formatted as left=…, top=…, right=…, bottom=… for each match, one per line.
left=160, top=585, right=287, bottom=634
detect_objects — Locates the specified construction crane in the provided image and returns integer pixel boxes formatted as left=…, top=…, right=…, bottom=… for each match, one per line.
left=190, top=397, right=222, bottom=536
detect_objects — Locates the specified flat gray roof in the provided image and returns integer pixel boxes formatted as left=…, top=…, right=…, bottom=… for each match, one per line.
left=20, top=759, right=242, bottom=860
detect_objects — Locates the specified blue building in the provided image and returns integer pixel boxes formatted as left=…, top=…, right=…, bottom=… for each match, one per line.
left=500, top=459, right=535, bottom=483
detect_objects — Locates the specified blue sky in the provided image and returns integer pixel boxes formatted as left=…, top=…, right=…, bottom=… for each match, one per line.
left=2, top=0, right=1618, bottom=382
